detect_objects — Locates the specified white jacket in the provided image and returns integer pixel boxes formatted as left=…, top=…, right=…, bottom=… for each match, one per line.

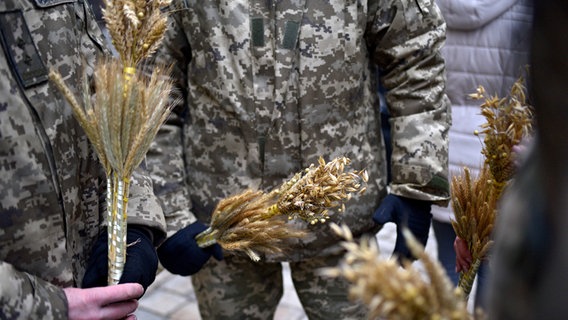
left=431, top=0, right=533, bottom=222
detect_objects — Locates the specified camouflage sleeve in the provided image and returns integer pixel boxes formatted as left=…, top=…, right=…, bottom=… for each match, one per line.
left=126, top=167, right=168, bottom=243
left=368, top=0, right=452, bottom=205
left=144, top=5, right=197, bottom=238
left=151, top=3, right=190, bottom=114
left=147, top=124, right=197, bottom=238
left=0, top=262, right=67, bottom=319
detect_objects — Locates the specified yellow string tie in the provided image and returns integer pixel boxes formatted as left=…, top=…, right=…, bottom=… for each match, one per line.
left=123, top=67, right=136, bottom=97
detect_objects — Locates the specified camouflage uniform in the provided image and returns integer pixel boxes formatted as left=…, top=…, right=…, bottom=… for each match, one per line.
left=0, top=0, right=166, bottom=318
left=149, top=0, right=451, bottom=318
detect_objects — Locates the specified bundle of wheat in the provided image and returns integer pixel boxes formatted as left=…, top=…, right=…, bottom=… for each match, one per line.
left=450, top=165, right=498, bottom=299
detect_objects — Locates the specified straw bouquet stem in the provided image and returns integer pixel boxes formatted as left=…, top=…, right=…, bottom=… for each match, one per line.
left=49, top=0, right=173, bottom=284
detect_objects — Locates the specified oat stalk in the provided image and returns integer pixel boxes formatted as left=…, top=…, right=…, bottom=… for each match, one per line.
left=195, top=156, right=368, bottom=261
left=319, top=224, right=471, bottom=320
left=470, top=78, right=534, bottom=197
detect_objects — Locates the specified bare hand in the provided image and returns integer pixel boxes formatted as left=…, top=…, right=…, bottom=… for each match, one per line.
left=454, top=236, right=473, bottom=273
left=64, top=283, right=143, bottom=320
left=512, top=136, right=534, bottom=168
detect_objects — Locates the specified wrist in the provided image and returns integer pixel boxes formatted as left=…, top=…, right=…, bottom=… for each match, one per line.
left=127, top=225, right=155, bottom=244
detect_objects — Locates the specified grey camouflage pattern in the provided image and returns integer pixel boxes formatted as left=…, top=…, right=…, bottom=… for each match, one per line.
left=0, top=0, right=166, bottom=318
left=192, top=253, right=367, bottom=319
left=149, top=0, right=451, bottom=317
left=151, top=0, right=451, bottom=261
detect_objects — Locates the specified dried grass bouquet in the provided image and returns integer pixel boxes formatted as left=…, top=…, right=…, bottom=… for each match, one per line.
left=452, top=77, right=534, bottom=298
left=49, top=0, right=173, bottom=284
left=195, top=156, right=368, bottom=261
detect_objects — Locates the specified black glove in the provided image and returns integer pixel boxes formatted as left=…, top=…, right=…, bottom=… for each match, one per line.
left=373, top=194, right=432, bottom=261
left=157, top=221, right=223, bottom=276
left=82, top=225, right=158, bottom=291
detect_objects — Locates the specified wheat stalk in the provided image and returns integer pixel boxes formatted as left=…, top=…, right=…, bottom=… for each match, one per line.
left=450, top=165, right=497, bottom=299
left=102, top=0, right=171, bottom=67
left=269, top=156, right=368, bottom=224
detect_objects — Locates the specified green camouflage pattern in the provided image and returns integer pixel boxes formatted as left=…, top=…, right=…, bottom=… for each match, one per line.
left=0, top=0, right=166, bottom=318
left=151, top=0, right=451, bottom=260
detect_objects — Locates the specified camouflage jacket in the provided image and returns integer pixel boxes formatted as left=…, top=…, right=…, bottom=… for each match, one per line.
left=149, top=0, right=451, bottom=261
left=0, top=0, right=166, bottom=318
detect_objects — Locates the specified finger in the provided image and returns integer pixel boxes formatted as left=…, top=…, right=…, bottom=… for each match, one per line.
left=374, top=205, right=394, bottom=224
left=93, top=283, right=144, bottom=306
left=454, top=238, right=473, bottom=264
left=209, top=245, right=224, bottom=261
left=455, top=251, right=470, bottom=271
left=100, top=299, right=139, bottom=320
left=455, top=255, right=469, bottom=273
left=455, top=257, right=465, bottom=272
left=459, top=246, right=473, bottom=264
left=456, top=254, right=471, bottom=270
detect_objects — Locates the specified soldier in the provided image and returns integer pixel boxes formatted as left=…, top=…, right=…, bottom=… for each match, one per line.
left=0, top=1, right=167, bottom=319
left=149, top=0, right=452, bottom=318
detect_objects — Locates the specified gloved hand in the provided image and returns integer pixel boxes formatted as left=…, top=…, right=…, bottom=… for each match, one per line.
left=82, top=226, right=158, bottom=292
left=373, top=194, right=432, bottom=261
left=157, top=221, right=223, bottom=276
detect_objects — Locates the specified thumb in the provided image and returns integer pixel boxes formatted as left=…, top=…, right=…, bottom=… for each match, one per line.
left=374, top=207, right=393, bottom=224
left=209, top=244, right=224, bottom=261
left=373, top=196, right=397, bottom=224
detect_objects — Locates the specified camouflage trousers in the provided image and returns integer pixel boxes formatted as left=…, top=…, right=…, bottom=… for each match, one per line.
left=191, top=251, right=368, bottom=319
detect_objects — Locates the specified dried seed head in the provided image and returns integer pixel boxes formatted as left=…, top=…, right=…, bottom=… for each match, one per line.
left=320, top=224, right=471, bottom=320
left=194, top=157, right=368, bottom=261
left=473, top=77, right=534, bottom=191
left=276, top=156, right=368, bottom=224
left=452, top=78, right=534, bottom=296
left=102, top=0, right=171, bottom=66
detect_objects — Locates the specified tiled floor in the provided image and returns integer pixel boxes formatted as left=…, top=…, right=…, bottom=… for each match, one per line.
left=135, top=224, right=440, bottom=319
